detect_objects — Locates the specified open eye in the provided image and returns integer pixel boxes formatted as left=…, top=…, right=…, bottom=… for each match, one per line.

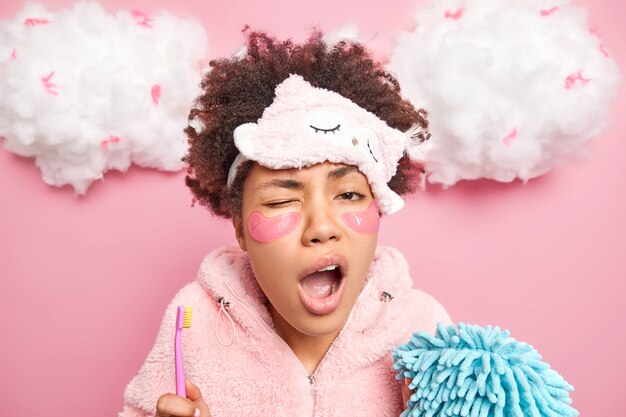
left=309, top=124, right=341, bottom=134
left=337, top=191, right=365, bottom=201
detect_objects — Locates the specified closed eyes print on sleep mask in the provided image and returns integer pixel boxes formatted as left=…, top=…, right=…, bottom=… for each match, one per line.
left=247, top=211, right=301, bottom=243
left=341, top=200, right=380, bottom=234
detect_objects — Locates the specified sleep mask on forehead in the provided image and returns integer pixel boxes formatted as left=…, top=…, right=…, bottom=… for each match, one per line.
left=227, top=74, right=426, bottom=215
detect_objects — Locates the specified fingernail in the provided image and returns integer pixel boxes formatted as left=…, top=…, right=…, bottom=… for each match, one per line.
left=194, top=408, right=200, bottom=417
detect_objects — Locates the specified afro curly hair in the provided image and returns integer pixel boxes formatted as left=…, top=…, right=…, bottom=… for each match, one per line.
left=182, top=27, right=429, bottom=220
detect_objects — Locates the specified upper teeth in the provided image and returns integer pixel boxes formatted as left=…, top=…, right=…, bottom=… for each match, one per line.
left=317, top=265, right=338, bottom=272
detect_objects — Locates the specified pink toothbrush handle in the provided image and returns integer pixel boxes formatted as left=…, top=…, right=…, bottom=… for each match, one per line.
left=175, top=327, right=186, bottom=397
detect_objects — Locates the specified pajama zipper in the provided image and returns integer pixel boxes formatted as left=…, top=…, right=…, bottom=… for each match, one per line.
left=222, top=279, right=388, bottom=413
left=225, top=282, right=334, bottom=386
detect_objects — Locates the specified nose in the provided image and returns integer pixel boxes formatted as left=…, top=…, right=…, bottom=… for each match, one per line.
left=301, top=200, right=343, bottom=246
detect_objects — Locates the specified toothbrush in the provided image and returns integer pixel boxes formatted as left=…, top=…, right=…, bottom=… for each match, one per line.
left=175, top=305, right=192, bottom=397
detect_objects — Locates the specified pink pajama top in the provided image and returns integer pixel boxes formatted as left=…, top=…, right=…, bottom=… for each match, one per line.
left=119, top=245, right=452, bottom=417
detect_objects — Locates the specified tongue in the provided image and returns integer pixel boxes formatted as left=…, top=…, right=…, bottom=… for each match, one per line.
left=300, top=271, right=336, bottom=299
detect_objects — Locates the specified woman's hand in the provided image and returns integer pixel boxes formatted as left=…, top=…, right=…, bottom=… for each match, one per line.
left=155, top=379, right=211, bottom=417
left=401, top=378, right=412, bottom=411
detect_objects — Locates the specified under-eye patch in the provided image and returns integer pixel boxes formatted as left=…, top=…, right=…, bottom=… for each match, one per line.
left=247, top=211, right=301, bottom=243
left=341, top=200, right=380, bottom=234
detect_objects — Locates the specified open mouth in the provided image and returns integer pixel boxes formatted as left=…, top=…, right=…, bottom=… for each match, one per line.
left=297, top=257, right=347, bottom=315
left=300, top=265, right=343, bottom=299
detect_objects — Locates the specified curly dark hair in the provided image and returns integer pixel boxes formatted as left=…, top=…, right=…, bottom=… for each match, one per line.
left=182, top=27, right=429, bottom=220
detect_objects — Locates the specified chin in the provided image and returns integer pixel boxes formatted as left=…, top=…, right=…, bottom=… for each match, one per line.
left=295, top=305, right=352, bottom=337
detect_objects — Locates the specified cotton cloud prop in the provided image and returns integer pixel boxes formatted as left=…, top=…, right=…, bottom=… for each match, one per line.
left=0, top=2, right=208, bottom=194
left=389, top=0, right=620, bottom=188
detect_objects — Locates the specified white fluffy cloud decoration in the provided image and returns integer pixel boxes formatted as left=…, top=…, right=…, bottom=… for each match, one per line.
left=388, top=0, right=620, bottom=188
left=0, top=2, right=209, bottom=194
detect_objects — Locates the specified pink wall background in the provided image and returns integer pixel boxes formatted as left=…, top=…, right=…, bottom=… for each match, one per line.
left=0, top=0, right=624, bottom=415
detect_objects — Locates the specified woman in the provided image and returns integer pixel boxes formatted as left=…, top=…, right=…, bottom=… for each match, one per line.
left=119, top=28, right=452, bottom=417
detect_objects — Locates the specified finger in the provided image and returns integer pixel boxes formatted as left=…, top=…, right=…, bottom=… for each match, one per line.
left=401, top=378, right=412, bottom=407
left=185, top=379, right=204, bottom=402
left=185, top=380, right=211, bottom=417
left=156, top=393, right=198, bottom=417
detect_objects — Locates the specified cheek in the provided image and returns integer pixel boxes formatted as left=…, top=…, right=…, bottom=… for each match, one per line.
left=341, top=200, right=380, bottom=234
left=247, top=211, right=301, bottom=243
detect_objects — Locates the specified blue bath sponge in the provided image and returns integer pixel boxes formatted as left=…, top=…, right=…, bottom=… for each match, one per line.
left=392, top=323, right=578, bottom=417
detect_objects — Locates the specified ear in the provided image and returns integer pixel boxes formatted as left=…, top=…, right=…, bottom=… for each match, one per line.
left=233, top=123, right=259, bottom=156
left=232, top=214, right=247, bottom=252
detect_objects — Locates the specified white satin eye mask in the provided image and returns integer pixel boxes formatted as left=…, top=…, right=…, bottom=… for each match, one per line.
left=227, top=74, right=415, bottom=215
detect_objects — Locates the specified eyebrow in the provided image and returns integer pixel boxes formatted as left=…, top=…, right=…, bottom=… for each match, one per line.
left=257, top=166, right=359, bottom=190
left=258, top=178, right=303, bottom=191
left=327, top=165, right=358, bottom=180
